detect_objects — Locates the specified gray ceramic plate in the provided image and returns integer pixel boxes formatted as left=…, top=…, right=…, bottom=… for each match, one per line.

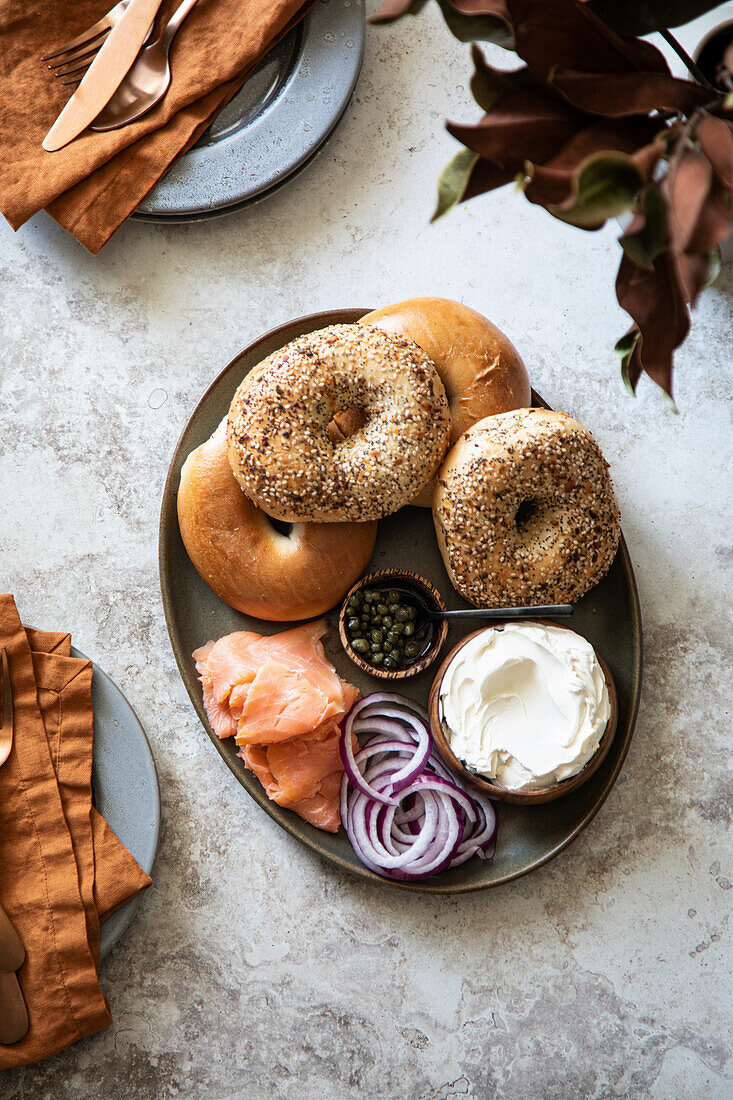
left=135, top=0, right=365, bottom=221
left=159, top=309, right=643, bottom=894
left=71, top=647, right=161, bottom=957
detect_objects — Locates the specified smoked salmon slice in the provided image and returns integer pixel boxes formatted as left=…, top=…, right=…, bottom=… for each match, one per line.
left=194, top=621, right=358, bottom=833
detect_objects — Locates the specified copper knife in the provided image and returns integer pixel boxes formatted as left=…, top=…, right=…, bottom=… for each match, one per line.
left=43, top=0, right=165, bottom=152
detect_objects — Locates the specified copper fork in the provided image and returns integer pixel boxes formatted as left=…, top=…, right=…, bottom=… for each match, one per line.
left=42, top=0, right=154, bottom=85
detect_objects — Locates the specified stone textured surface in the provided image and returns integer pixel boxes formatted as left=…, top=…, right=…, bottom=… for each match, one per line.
left=0, top=5, right=731, bottom=1097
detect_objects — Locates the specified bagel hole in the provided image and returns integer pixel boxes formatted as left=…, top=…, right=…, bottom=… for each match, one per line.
left=264, top=513, right=293, bottom=537
left=515, top=499, right=538, bottom=530
left=327, top=407, right=367, bottom=443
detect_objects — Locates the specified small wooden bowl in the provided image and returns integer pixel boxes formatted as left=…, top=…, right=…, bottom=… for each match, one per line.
left=428, top=621, right=619, bottom=804
left=338, top=569, right=449, bottom=681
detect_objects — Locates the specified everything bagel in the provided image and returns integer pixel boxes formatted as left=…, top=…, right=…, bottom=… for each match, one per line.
left=226, top=323, right=451, bottom=523
left=433, top=408, right=621, bottom=607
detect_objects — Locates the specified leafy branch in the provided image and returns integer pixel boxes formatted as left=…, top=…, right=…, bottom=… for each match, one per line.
left=373, top=0, right=733, bottom=399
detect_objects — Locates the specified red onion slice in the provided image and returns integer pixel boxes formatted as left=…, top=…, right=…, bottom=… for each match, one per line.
left=340, top=691, right=497, bottom=880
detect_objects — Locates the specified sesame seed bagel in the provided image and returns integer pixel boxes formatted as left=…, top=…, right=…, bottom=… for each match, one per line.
left=433, top=408, right=621, bottom=606
left=227, top=323, right=451, bottom=523
left=178, top=420, right=377, bottom=621
left=358, top=297, right=530, bottom=507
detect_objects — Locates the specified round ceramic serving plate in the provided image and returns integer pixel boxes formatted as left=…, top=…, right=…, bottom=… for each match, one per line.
left=159, top=309, right=643, bottom=894
left=72, top=647, right=161, bottom=957
left=135, top=0, right=365, bottom=221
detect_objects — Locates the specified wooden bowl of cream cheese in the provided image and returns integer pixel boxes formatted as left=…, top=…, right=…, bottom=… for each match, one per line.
left=428, top=620, right=619, bottom=805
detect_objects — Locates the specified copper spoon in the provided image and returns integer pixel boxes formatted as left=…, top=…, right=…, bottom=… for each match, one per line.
left=0, top=905, right=24, bottom=974
left=0, top=972, right=29, bottom=1045
left=0, top=647, right=12, bottom=769
left=0, top=649, right=27, bottom=1044
left=90, top=0, right=201, bottom=131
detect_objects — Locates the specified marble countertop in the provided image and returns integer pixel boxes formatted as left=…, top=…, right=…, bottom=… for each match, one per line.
left=0, top=4, right=731, bottom=1097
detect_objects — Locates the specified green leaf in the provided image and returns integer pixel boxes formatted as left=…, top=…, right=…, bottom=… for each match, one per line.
left=431, top=149, right=480, bottom=222
left=725, top=91, right=733, bottom=110
left=615, top=328, right=641, bottom=395
left=469, top=46, right=532, bottom=112
left=549, top=152, right=644, bottom=229
left=588, top=0, right=722, bottom=36
left=436, top=0, right=513, bottom=46
left=619, top=183, right=668, bottom=270
left=703, top=245, right=723, bottom=290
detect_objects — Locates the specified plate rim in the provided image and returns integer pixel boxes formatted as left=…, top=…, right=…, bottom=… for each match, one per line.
left=135, top=0, right=365, bottom=220
left=73, top=645, right=161, bottom=956
left=159, top=309, right=643, bottom=894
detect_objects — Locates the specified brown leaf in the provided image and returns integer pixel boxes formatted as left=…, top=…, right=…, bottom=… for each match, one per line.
left=615, top=251, right=689, bottom=395
left=632, top=139, right=668, bottom=180
left=685, top=182, right=732, bottom=256
left=463, top=157, right=516, bottom=200
left=666, top=147, right=713, bottom=253
left=550, top=68, right=711, bottom=117
left=469, top=47, right=533, bottom=111
left=552, top=116, right=663, bottom=167
left=523, top=117, right=662, bottom=205
left=697, top=114, right=733, bottom=190
left=447, top=85, right=585, bottom=169
left=524, top=164, right=576, bottom=205
left=451, top=0, right=509, bottom=15
left=506, top=0, right=669, bottom=83
left=370, top=0, right=418, bottom=22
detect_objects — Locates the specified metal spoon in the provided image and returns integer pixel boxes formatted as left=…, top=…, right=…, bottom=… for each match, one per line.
left=385, top=586, right=574, bottom=626
left=90, top=0, right=201, bottom=131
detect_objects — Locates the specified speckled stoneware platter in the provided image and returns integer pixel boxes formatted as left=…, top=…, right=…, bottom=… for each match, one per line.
left=71, top=647, right=161, bottom=957
left=159, top=309, right=643, bottom=894
left=135, top=0, right=365, bottom=221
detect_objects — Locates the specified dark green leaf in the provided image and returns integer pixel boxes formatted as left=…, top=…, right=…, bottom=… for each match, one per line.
left=549, top=152, right=643, bottom=228
left=432, top=149, right=480, bottom=221
left=615, top=327, right=641, bottom=395
left=587, top=0, right=722, bottom=36
left=704, top=245, right=723, bottom=289
left=619, top=183, right=668, bottom=269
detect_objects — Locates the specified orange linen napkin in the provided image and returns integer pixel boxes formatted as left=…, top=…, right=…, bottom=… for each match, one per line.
left=30, top=634, right=153, bottom=933
left=0, top=0, right=314, bottom=252
left=0, top=596, right=151, bottom=1068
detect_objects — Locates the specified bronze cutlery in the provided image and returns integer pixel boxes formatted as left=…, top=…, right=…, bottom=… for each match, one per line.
left=0, top=647, right=28, bottom=1045
left=91, top=0, right=202, bottom=131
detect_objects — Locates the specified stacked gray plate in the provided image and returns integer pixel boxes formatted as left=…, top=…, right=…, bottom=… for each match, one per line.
left=135, top=0, right=365, bottom=222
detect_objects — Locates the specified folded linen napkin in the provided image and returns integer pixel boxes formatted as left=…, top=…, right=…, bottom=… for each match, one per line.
left=0, top=0, right=314, bottom=252
left=0, top=596, right=152, bottom=1068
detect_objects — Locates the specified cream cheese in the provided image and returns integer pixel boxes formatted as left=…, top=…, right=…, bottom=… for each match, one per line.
left=439, top=623, right=610, bottom=791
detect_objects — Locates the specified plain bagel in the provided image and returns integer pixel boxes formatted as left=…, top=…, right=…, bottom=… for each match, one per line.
left=178, top=420, right=377, bottom=621
left=227, top=323, right=451, bottom=523
left=433, top=408, right=621, bottom=607
left=358, top=297, right=531, bottom=506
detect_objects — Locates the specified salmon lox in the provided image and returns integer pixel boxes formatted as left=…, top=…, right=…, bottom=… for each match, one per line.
left=194, top=621, right=358, bottom=832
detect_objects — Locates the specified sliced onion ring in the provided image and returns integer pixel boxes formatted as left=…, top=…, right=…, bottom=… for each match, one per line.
left=340, top=691, right=498, bottom=881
